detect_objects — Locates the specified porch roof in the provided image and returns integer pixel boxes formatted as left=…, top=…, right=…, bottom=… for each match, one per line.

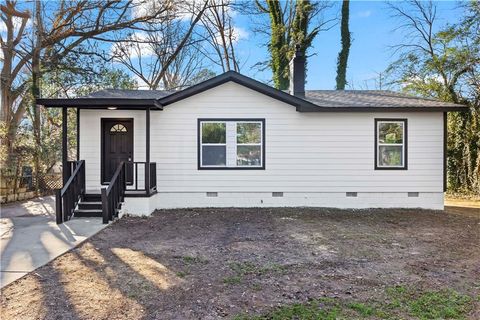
left=36, top=92, right=163, bottom=110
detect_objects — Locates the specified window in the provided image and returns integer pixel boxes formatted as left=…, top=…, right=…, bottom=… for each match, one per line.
left=375, top=119, right=407, bottom=169
left=199, top=119, right=265, bottom=169
left=110, top=124, right=127, bottom=132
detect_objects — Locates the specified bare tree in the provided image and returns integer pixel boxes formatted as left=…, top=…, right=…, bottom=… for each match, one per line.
left=1, top=0, right=173, bottom=169
left=112, top=1, right=211, bottom=90
left=199, top=0, right=241, bottom=72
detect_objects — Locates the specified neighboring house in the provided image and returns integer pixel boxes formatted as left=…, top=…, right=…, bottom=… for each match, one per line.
left=37, top=49, right=467, bottom=223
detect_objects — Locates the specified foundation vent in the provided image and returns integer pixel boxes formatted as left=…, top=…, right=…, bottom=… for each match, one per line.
left=408, top=192, right=419, bottom=197
left=272, top=192, right=284, bottom=197
left=346, top=192, right=357, bottom=197
left=206, top=192, right=218, bottom=197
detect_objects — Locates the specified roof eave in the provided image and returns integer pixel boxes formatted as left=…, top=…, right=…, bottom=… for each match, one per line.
left=158, top=71, right=312, bottom=109
left=297, top=105, right=469, bottom=112
left=36, top=98, right=163, bottom=110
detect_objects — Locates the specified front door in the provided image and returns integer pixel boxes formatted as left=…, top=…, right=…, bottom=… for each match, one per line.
left=102, top=119, right=133, bottom=184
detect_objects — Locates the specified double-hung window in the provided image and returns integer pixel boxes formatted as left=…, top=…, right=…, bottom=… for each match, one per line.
left=375, top=119, right=407, bottom=169
left=199, top=119, right=265, bottom=169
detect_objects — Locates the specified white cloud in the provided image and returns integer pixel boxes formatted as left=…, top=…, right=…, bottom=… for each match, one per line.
left=0, top=16, right=31, bottom=36
left=111, top=32, right=156, bottom=60
left=357, top=10, right=372, bottom=18
left=233, top=26, right=248, bottom=42
left=213, top=25, right=248, bottom=45
left=133, top=74, right=150, bottom=89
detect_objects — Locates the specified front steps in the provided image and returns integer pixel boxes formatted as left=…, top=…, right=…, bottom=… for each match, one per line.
left=73, top=193, right=123, bottom=219
left=74, top=193, right=102, bottom=218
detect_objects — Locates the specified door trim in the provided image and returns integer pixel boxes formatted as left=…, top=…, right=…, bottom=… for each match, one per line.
left=101, top=118, right=134, bottom=185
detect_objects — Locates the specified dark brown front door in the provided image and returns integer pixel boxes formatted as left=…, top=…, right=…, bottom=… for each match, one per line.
left=102, top=119, right=133, bottom=184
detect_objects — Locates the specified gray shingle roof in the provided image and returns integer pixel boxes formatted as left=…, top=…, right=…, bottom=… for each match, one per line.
left=83, top=88, right=461, bottom=109
left=303, top=90, right=461, bottom=109
left=82, top=89, right=173, bottom=99
left=38, top=71, right=467, bottom=111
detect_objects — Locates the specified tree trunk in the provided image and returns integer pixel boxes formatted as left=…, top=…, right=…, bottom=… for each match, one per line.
left=336, top=0, right=350, bottom=90
left=31, top=0, right=43, bottom=192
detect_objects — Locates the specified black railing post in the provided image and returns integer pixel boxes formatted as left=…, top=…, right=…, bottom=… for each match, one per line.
left=55, top=189, right=62, bottom=224
left=145, top=163, right=150, bottom=195
left=101, top=188, right=109, bottom=224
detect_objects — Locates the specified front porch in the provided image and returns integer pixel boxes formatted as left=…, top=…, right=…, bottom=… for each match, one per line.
left=37, top=96, right=163, bottom=224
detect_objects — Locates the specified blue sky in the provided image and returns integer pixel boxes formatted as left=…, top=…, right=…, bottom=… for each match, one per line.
left=232, top=0, right=463, bottom=90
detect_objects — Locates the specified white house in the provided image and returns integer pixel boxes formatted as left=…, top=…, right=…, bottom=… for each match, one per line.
left=37, top=50, right=467, bottom=223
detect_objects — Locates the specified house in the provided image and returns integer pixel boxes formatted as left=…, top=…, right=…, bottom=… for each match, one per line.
left=37, top=49, right=467, bottom=224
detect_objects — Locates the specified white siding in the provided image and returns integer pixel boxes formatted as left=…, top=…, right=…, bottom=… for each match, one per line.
left=80, top=81, right=444, bottom=210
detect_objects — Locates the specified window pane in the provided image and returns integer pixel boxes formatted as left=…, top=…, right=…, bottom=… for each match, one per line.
left=378, top=146, right=403, bottom=167
left=202, top=145, right=226, bottom=166
left=237, top=145, right=261, bottom=166
left=379, top=122, right=403, bottom=144
left=202, top=122, right=226, bottom=143
left=237, top=122, right=261, bottom=144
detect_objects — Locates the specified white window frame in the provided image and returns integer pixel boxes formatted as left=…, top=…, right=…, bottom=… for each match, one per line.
left=199, top=119, right=265, bottom=170
left=376, top=119, right=407, bottom=169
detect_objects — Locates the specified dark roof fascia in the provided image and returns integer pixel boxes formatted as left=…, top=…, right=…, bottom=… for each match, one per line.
left=297, top=105, right=469, bottom=112
left=36, top=98, right=163, bottom=110
left=158, top=71, right=318, bottom=109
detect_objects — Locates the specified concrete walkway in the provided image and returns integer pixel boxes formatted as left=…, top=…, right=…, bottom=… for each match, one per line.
left=0, top=196, right=107, bottom=288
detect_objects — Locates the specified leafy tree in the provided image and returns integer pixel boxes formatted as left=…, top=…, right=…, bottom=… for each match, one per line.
left=255, top=0, right=332, bottom=90
left=335, top=0, right=351, bottom=90
left=387, top=0, right=479, bottom=194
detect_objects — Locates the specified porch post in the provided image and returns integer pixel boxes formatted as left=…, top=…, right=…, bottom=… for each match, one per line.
left=62, top=107, right=69, bottom=185
left=76, top=108, right=80, bottom=161
left=145, top=106, right=151, bottom=193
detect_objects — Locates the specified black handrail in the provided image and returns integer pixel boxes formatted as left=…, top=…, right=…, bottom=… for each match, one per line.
left=55, top=160, right=85, bottom=224
left=101, top=161, right=126, bottom=224
left=125, top=161, right=157, bottom=195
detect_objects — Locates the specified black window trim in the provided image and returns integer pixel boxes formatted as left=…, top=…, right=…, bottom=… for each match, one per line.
left=197, top=118, right=266, bottom=170
left=374, top=118, right=408, bottom=170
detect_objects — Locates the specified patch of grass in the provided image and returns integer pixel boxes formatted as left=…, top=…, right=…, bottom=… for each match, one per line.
left=229, top=261, right=287, bottom=276
left=182, top=255, right=208, bottom=264
left=347, top=302, right=375, bottom=317
left=234, top=300, right=341, bottom=320
left=251, top=283, right=262, bottom=291
left=234, top=287, right=474, bottom=320
left=224, top=261, right=287, bottom=286
left=223, top=275, right=242, bottom=285
left=176, top=271, right=188, bottom=278
left=386, top=285, right=473, bottom=319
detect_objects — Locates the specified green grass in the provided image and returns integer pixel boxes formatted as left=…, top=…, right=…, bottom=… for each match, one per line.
left=223, top=275, right=242, bottom=285
left=234, top=286, right=474, bottom=319
left=386, top=286, right=473, bottom=319
left=223, top=261, right=287, bottom=287
left=234, top=299, right=341, bottom=320
left=347, top=302, right=375, bottom=317
left=182, top=255, right=208, bottom=264
left=176, top=271, right=188, bottom=278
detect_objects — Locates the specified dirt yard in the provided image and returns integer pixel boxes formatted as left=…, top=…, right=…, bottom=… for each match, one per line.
left=1, top=207, right=479, bottom=319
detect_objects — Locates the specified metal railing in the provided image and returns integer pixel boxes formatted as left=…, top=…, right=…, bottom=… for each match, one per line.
left=55, top=160, right=85, bottom=224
